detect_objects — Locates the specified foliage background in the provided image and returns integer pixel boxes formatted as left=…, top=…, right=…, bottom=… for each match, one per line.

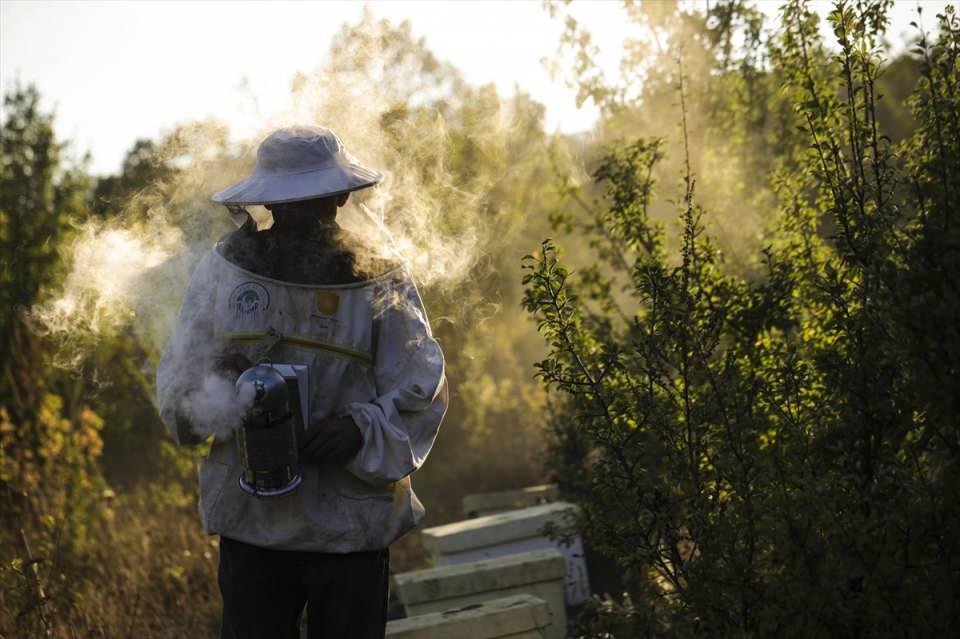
left=1, top=1, right=957, bottom=637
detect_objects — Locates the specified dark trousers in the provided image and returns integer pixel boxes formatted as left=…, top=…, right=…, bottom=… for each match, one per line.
left=218, top=536, right=389, bottom=639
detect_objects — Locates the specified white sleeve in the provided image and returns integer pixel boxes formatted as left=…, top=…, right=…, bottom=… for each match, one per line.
left=344, top=276, right=448, bottom=484
left=156, top=251, right=219, bottom=446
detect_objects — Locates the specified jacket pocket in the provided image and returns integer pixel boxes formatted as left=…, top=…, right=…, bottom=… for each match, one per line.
left=198, top=458, right=231, bottom=531
left=332, top=470, right=396, bottom=501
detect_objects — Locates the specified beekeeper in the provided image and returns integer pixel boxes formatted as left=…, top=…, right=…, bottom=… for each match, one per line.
left=156, top=126, right=447, bottom=639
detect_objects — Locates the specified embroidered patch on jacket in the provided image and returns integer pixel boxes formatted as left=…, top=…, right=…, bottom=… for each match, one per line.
left=314, top=291, right=340, bottom=316
left=230, top=282, right=270, bottom=317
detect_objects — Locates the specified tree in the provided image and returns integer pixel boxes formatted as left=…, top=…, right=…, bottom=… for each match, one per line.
left=285, top=11, right=575, bottom=527
left=0, top=86, right=108, bottom=637
left=0, top=86, right=88, bottom=413
left=524, top=1, right=960, bottom=636
left=90, top=138, right=175, bottom=217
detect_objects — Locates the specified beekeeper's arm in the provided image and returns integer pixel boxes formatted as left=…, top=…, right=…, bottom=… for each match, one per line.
left=342, top=276, right=448, bottom=484
left=156, top=251, right=220, bottom=446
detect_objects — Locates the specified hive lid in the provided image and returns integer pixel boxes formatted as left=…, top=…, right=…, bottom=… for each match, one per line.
left=462, top=484, right=559, bottom=517
left=385, top=594, right=551, bottom=639
left=421, top=502, right=578, bottom=556
left=393, top=548, right=565, bottom=604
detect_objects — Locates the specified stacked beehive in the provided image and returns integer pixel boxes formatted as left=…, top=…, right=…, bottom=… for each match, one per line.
left=386, top=485, right=590, bottom=639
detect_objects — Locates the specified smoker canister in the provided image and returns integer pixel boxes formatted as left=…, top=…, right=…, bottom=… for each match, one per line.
left=235, top=364, right=303, bottom=497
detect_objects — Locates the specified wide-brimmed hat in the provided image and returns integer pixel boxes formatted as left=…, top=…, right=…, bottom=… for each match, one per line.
left=212, top=125, right=383, bottom=206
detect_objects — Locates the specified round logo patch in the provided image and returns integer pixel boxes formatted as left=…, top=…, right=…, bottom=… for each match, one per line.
left=230, top=282, right=270, bottom=316
left=315, top=291, right=340, bottom=316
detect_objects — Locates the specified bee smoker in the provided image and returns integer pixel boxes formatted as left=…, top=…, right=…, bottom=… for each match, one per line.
left=234, top=363, right=308, bottom=497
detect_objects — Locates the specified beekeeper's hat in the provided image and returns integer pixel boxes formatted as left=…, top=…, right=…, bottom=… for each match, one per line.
left=212, top=125, right=383, bottom=206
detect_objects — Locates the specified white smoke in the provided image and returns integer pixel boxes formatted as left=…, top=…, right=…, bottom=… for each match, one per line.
left=182, top=374, right=257, bottom=441
left=29, top=12, right=524, bottom=433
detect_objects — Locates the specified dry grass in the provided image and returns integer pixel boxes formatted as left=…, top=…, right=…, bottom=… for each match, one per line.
left=0, top=477, right=446, bottom=638
left=2, top=481, right=220, bottom=638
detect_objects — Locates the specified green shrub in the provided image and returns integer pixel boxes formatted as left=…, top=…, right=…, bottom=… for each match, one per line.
left=524, top=2, right=960, bottom=636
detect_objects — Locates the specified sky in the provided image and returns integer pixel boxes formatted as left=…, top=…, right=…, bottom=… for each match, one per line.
left=1, top=0, right=950, bottom=176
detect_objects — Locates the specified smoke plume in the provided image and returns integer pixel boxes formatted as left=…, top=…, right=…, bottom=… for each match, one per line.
left=29, top=12, right=518, bottom=432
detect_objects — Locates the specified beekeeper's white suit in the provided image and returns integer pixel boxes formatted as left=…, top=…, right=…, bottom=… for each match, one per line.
left=156, top=126, right=447, bottom=553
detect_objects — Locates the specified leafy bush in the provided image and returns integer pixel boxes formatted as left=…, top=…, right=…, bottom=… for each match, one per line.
left=0, top=85, right=220, bottom=638
left=524, top=2, right=960, bottom=636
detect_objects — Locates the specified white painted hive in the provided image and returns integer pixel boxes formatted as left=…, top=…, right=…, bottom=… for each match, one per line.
left=420, top=502, right=590, bottom=605
left=385, top=594, right=551, bottom=639
left=394, top=549, right=567, bottom=639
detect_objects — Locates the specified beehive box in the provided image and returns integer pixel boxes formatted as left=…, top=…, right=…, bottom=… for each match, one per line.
left=385, top=594, right=551, bottom=639
left=394, top=549, right=566, bottom=639
left=462, top=484, right=559, bottom=518
left=420, top=502, right=589, bottom=605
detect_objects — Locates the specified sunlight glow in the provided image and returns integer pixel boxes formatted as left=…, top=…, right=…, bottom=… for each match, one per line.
left=0, top=1, right=949, bottom=174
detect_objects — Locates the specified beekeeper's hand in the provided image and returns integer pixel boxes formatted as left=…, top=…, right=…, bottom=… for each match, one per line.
left=214, top=352, right=253, bottom=381
left=300, top=415, right=364, bottom=465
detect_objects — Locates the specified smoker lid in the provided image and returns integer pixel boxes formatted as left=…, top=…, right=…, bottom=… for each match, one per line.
left=235, top=364, right=290, bottom=420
